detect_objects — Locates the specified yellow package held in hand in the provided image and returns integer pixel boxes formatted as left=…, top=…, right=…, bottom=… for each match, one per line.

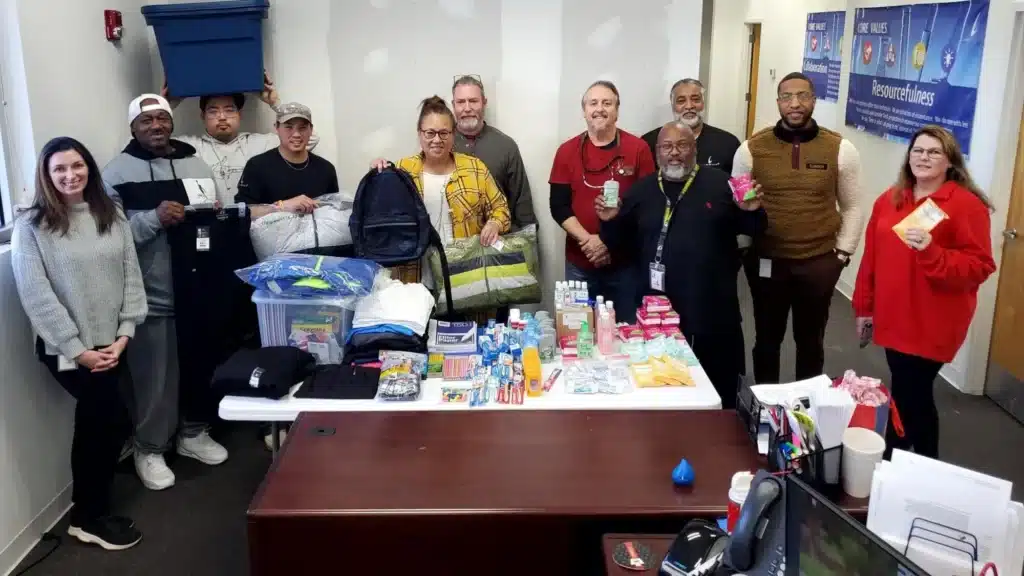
left=892, top=198, right=948, bottom=242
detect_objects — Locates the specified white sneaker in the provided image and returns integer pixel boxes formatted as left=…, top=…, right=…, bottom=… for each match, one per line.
left=264, top=429, right=287, bottom=451
left=176, top=431, right=228, bottom=465
left=134, top=453, right=175, bottom=491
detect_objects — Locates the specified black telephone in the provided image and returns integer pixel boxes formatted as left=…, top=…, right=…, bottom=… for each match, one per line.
left=722, top=470, right=787, bottom=575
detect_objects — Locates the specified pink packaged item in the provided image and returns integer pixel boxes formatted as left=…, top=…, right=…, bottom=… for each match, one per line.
left=661, top=326, right=682, bottom=338
left=618, top=324, right=644, bottom=342
left=661, top=311, right=681, bottom=326
left=637, top=308, right=662, bottom=327
left=643, top=327, right=662, bottom=341
left=729, top=173, right=757, bottom=202
left=642, top=295, right=672, bottom=313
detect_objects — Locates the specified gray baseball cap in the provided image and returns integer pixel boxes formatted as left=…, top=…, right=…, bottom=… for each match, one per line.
left=276, top=102, right=312, bottom=124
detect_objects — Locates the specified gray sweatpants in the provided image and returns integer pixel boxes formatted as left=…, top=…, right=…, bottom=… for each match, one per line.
left=123, top=316, right=206, bottom=454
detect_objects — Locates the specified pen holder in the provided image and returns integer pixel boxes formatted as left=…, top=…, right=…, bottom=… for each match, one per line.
left=767, top=430, right=843, bottom=502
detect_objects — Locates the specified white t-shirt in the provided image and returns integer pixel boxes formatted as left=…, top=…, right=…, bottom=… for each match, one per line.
left=421, top=171, right=454, bottom=288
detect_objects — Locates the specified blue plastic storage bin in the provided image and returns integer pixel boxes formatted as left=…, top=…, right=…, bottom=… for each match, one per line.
left=143, top=0, right=270, bottom=98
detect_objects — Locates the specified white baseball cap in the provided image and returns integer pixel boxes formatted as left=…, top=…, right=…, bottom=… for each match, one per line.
left=128, top=93, right=173, bottom=125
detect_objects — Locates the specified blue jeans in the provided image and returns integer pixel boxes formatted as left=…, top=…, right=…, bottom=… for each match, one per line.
left=565, top=262, right=639, bottom=323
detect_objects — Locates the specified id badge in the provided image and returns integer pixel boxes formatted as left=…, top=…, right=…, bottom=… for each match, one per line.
left=57, top=354, right=77, bottom=372
left=649, top=262, right=666, bottom=292
left=759, top=258, right=772, bottom=279
left=196, top=226, right=211, bottom=251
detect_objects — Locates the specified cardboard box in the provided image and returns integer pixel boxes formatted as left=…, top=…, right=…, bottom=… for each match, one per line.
left=556, top=306, right=594, bottom=342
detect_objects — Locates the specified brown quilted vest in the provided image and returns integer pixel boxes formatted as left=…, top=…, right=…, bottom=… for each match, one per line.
left=748, top=123, right=842, bottom=259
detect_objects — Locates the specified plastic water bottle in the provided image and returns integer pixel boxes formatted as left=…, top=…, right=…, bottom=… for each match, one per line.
left=555, top=282, right=564, bottom=310
left=581, top=282, right=589, bottom=304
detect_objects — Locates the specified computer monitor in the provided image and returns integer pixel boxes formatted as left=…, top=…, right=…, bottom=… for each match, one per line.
left=785, top=475, right=930, bottom=575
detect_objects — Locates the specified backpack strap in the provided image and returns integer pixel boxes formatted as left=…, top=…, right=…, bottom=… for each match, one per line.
left=428, top=224, right=458, bottom=320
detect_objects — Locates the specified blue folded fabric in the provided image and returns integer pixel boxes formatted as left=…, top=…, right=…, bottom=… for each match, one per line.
left=236, top=254, right=380, bottom=298
left=345, top=324, right=416, bottom=344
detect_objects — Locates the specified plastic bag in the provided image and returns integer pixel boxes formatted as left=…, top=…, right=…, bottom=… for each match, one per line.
left=235, top=253, right=380, bottom=299
left=249, top=196, right=354, bottom=261
left=427, top=224, right=542, bottom=314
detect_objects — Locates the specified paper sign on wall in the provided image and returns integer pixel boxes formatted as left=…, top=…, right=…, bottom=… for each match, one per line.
left=802, top=11, right=847, bottom=103
left=845, top=1, right=990, bottom=154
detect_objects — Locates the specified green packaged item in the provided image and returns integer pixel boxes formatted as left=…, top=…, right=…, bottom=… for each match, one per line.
left=427, top=224, right=542, bottom=314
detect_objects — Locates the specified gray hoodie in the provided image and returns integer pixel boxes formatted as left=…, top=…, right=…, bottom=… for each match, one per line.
left=102, top=138, right=217, bottom=316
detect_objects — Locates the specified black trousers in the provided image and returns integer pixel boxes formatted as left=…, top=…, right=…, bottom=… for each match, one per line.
left=37, top=338, right=131, bottom=525
left=687, top=330, right=746, bottom=410
left=884, top=348, right=943, bottom=459
left=744, top=251, right=844, bottom=383
left=167, top=208, right=257, bottom=427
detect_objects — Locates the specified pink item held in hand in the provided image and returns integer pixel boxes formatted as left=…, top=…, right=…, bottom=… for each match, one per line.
left=729, top=174, right=757, bottom=202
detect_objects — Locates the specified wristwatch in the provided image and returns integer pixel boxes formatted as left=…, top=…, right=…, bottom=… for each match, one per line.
left=835, top=249, right=851, bottom=267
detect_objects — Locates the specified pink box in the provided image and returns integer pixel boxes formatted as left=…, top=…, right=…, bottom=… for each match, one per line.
left=637, top=308, right=662, bottom=327
left=661, top=311, right=681, bottom=326
left=642, top=295, right=672, bottom=313
left=643, top=327, right=663, bottom=341
left=661, top=326, right=682, bottom=338
left=618, top=324, right=644, bottom=342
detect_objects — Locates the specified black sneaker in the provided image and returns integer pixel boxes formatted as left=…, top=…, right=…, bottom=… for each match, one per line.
left=67, top=516, right=142, bottom=550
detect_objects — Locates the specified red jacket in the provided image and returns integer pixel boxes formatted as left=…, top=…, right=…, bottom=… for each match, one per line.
left=852, top=181, right=995, bottom=363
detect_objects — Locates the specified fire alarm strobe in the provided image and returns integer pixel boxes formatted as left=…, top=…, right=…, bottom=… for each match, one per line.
left=105, top=10, right=123, bottom=42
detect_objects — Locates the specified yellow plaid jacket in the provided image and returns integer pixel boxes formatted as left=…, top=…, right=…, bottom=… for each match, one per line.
left=390, top=152, right=511, bottom=284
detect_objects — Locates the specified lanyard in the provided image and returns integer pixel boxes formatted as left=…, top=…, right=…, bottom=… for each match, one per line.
left=654, top=166, right=699, bottom=264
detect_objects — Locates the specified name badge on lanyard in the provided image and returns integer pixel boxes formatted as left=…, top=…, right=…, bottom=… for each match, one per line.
left=649, top=167, right=699, bottom=292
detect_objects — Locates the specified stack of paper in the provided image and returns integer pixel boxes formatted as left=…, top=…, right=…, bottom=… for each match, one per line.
left=868, top=450, right=1023, bottom=575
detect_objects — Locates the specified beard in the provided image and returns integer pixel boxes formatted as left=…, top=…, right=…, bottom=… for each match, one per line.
left=660, top=163, right=692, bottom=180
left=457, top=116, right=482, bottom=133
left=675, top=111, right=704, bottom=129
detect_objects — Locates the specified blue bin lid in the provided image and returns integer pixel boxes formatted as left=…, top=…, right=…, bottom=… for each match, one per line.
left=142, top=0, right=269, bottom=19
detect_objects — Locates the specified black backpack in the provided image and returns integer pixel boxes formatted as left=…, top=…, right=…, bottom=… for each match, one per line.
left=349, top=166, right=454, bottom=315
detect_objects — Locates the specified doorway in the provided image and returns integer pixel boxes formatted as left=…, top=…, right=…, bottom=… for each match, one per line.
left=985, top=106, right=1024, bottom=422
left=745, top=23, right=762, bottom=139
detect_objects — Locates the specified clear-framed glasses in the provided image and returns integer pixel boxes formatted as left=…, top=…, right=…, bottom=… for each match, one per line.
left=204, top=107, right=239, bottom=119
left=910, top=147, right=945, bottom=159
left=777, top=91, right=815, bottom=104
left=420, top=129, right=453, bottom=141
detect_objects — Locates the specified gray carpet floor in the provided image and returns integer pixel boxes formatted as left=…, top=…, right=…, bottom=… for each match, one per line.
left=12, top=280, right=1024, bottom=575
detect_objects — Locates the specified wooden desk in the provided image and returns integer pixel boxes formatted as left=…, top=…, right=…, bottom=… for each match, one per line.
left=247, top=410, right=866, bottom=575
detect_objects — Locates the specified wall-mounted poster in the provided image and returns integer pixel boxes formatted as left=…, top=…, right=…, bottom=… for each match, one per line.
left=845, top=1, right=989, bottom=154
left=803, top=11, right=846, bottom=102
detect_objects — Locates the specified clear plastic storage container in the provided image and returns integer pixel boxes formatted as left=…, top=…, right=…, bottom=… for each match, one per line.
left=252, top=290, right=354, bottom=364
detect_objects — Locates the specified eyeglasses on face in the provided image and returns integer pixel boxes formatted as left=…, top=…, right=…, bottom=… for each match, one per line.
left=777, top=91, right=814, bottom=104
left=658, top=142, right=694, bottom=153
left=910, top=147, right=946, bottom=159
left=205, top=107, right=239, bottom=118
left=420, top=129, right=453, bottom=141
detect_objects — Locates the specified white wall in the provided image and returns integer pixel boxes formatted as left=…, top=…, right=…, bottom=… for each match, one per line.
left=0, top=0, right=158, bottom=572
left=709, top=0, right=1024, bottom=393
left=160, top=0, right=705, bottom=309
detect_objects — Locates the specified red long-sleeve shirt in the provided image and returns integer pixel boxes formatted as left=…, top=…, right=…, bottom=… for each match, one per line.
left=852, top=181, right=995, bottom=363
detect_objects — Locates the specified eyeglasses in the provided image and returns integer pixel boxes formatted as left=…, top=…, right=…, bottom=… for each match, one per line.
left=658, top=142, right=694, bottom=154
left=420, top=129, right=453, bottom=141
left=910, top=147, right=945, bottom=159
left=777, top=92, right=815, bottom=104
left=205, top=107, right=239, bottom=118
